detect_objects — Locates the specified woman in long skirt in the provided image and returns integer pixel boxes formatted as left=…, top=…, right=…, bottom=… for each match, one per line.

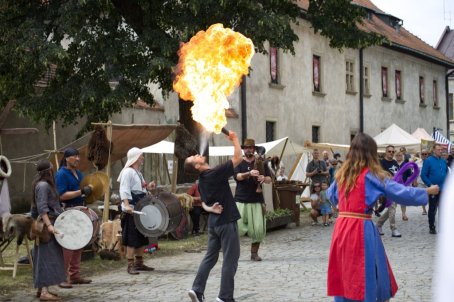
left=31, top=159, right=66, bottom=301
left=326, top=133, right=439, bottom=301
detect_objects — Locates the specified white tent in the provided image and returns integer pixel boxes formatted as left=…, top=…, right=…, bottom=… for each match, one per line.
left=373, top=124, right=420, bottom=149
left=412, top=128, right=434, bottom=142
left=141, top=137, right=308, bottom=157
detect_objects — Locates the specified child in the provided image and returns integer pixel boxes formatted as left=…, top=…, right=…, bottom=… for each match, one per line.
left=320, top=182, right=333, bottom=226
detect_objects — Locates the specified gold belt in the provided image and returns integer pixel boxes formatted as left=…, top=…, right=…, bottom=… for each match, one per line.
left=338, top=212, right=372, bottom=220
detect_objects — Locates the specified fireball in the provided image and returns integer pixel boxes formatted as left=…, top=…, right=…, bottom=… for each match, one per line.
left=173, top=24, right=255, bottom=133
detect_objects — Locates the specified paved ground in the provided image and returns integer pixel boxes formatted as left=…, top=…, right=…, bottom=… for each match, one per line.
left=6, top=206, right=436, bottom=302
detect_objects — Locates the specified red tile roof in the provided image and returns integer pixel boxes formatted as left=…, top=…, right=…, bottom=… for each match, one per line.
left=296, top=0, right=454, bottom=67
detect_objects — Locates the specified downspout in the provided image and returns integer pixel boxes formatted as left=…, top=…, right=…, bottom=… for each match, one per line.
left=359, top=48, right=364, bottom=133
left=446, top=70, right=454, bottom=140
left=240, top=75, right=247, bottom=142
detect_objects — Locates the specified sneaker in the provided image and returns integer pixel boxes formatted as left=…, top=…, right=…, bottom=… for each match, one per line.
left=391, top=230, right=401, bottom=237
left=311, top=221, right=319, bottom=226
left=430, top=227, right=437, bottom=234
left=188, top=289, right=204, bottom=302
left=377, top=226, right=384, bottom=236
left=216, top=298, right=236, bottom=302
left=323, top=223, right=329, bottom=226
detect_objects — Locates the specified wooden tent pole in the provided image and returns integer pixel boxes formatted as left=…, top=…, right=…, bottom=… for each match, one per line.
left=171, top=155, right=178, bottom=193
left=53, top=121, right=59, bottom=170
left=102, top=121, right=113, bottom=223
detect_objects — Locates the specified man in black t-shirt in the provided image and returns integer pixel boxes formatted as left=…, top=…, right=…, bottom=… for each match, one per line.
left=234, top=138, right=271, bottom=261
left=377, top=145, right=402, bottom=238
left=184, top=130, right=242, bottom=302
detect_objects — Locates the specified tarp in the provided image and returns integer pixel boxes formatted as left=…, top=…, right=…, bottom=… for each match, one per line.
left=373, top=124, right=420, bottom=148
left=304, top=141, right=350, bottom=151
left=55, top=124, right=177, bottom=172
left=412, top=128, right=434, bottom=142
left=142, top=137, right=309, bottom=158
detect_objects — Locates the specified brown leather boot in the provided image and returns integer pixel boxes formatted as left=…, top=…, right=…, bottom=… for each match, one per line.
left=134, top=256, right=155, bottom=271
left=127, top=258, right=139, bottom=275
left=251, top=242, right=262, bottom=261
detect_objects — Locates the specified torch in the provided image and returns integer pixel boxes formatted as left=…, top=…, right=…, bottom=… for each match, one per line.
left=221, top=127, right=230, bottom=136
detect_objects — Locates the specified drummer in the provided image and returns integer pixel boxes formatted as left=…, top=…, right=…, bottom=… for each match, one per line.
left=55, top=148, right=93, bottom=288
left=117, top=147, right=156, bottom=275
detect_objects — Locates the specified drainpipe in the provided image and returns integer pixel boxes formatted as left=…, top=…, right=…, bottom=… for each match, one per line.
left=446, top=70, right=454, bottom=140
left=359, top=48, right=364, bottom=133
left=240, top=75, right=247, bottom=142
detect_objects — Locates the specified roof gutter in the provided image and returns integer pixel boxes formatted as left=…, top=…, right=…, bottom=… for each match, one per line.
left=383, top=43, right=454, bottom=68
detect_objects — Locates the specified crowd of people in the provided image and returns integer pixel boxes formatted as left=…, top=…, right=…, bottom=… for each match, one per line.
left=27, top=132, right=450, bottom=302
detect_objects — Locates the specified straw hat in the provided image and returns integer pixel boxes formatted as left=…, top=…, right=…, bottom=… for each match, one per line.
left=116, top=147, right=143, bottom=182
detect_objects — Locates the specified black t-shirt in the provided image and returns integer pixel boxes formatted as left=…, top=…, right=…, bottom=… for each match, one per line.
left=198, top=160, right=240, bottom=227
left=233, top=159, right=271, bottom=203
left=380, top=158, right=399, bottom=176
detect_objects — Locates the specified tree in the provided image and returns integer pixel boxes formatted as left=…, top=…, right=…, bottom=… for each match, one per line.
left=0, top=0, right=299, bottom=133
left=0, top=0, right=384, bottom=133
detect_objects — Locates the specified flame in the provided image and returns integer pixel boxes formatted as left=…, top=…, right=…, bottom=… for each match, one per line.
left=173, top=24, right=255, bottom=133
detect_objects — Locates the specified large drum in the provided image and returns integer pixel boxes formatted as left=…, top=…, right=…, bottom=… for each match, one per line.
left=54, top=206, right=99, bottom=250
left=134, top=192, right=182, bottom=237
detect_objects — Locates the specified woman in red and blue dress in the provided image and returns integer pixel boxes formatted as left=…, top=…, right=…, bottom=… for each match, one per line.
left=326, top=133, right=439, bottom=302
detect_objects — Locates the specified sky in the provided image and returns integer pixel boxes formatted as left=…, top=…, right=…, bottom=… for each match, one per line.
left=371, top=0, right=454, bottom=47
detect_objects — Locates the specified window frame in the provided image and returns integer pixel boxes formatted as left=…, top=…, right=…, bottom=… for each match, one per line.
left=345, top=60, right=355, bottom=93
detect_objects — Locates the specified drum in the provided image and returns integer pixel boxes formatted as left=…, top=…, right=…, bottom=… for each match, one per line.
left=134, top=192, right=182, bottom=237
left=54, top=206, right=99, bottom=250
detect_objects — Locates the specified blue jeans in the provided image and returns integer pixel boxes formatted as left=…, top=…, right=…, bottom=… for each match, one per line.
left=192, top=221, right=240, bottom=302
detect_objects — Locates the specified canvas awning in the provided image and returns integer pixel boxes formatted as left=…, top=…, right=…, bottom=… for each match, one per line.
left=412, top=128, right=434, bottom=142
left=55, top=124, right=177, bottom=172
left=142, top=137, right=308, bottom=158
left=373, top=124, right=420, bottom=149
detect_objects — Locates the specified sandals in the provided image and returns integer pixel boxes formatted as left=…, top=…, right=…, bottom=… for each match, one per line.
left=402, top=215, right=408, bottom=221
left=36, top=289, right=59, bottom=298
left=39, top=291, right=61, bottom=301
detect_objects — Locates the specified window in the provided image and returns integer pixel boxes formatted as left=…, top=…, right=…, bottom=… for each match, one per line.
left=363, top=66, right=370, bottom=95
left=312, top=126, right=320, bottom=143
left=419, top=76, right=425, bottom=104
left=350, top=132, right=357, bottom=142
left=313, top=55, right=321, bottom=92
left=433, top=80, right=438, bottom=107
left=266, top=121, right=276, bottom=142
left=270, top=46, right=279, bottom=84
left=346, top=60, right=355, bottom=92
left=449, top=93, right=453, bottom=120
left=395, top=70, right=402, bottom=100
left=381, top=67, right=388, bottom=97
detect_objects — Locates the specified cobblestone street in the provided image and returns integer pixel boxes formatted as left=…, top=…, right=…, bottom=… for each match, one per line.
left=6, top=206, right=437, bottom=302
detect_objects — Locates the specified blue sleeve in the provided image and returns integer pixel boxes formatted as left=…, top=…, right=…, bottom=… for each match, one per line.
left=327, top=181, right=339, bottom=206
left=365, top=172, right=428, bottom=206
left=421, top=159, right=431, bottom=187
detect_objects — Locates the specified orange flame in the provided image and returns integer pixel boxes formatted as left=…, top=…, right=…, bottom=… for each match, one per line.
left=173, top=24, right=255, bottom=133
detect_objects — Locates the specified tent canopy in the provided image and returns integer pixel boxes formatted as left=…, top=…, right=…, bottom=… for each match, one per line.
left=56, top=124, right=177, bottom=172
left=373, top=124, right=420, bottom=149
left=412, top=128, right=434, bottom=142
left=142, top=137, right=308, bottom=158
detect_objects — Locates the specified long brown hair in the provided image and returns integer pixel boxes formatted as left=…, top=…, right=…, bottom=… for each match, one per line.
left=335, top=133, right=386, bottom=195
left=31, top=159, right=57, bottom=207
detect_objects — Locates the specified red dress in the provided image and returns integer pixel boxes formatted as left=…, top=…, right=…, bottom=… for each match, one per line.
left=327, top=169, right=428, bottom=301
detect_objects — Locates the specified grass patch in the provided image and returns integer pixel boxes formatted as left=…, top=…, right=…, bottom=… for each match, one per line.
left=0, top=234, right=208, bottom=297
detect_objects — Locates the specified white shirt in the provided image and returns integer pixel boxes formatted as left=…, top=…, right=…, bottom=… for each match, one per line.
left=119, top=167, right=146, bottom=211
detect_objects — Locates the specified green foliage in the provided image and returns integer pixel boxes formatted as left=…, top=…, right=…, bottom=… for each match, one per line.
left=265, top=207, right=292, bottom=220
left=0, top=0, right=299, bottom=133
left=307, top=0, right=387, bottom=51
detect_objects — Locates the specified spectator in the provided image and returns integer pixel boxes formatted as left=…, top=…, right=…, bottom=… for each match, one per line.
left=421, top=143, right=448, bottom=234
left=187, top=181, right=203, bottom=236
left=414, top=149, right=429, bottom=215
left=320, top=182, right=333, bottom=226
left=400, top=146, right=411, bottom=162
left=276, top=166, right=288, bottom=181
left=306, top=149, right=329, bottom=185
left=376, top=145, right=402, bottom=238
left=395, top=151, right=410, bottom=221
left=322, top=150, right=331, bottom=168
left=310, top=183, right=323, bottom=226
left=329, top=159, right=340, bottom=184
